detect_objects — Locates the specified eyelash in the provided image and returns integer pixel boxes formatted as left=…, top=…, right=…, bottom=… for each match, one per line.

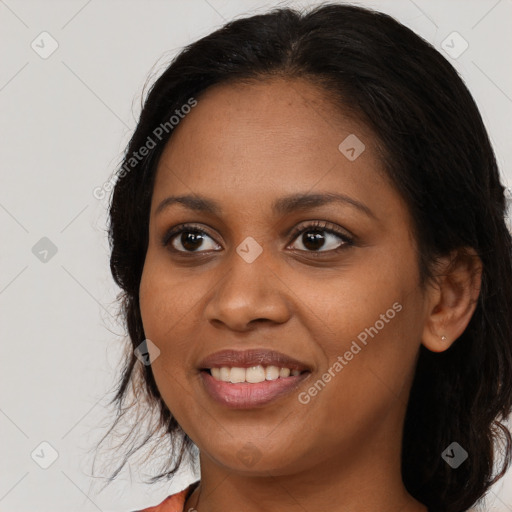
left=162, top=220, right=354, bottom=256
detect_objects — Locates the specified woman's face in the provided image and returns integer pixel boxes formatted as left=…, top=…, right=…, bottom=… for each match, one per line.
left=139, top=78, right=429, bottom=477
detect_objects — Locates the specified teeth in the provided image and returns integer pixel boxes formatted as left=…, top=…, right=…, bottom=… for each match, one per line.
left=265, top=365, right=280, bottom=380
left=209, top=365, right=303, bottom=383
left=279, top=367, right=290, bottom=378
left=230, top=367, right=246, bottom=383
left=246, top=366, right=266, bottom=383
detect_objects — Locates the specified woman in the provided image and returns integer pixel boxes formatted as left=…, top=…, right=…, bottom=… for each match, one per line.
left=100, top=3, right=512, bottom=511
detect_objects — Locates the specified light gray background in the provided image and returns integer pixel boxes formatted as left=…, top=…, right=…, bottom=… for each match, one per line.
left=1, top=0, right=512, bottom=511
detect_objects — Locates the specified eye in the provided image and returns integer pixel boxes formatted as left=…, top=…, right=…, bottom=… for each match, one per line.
left=288, top=220, right=353, bottom=253
left=162, top=221, right=353, bottom=255
left=162, top=224, right=221, bottom=253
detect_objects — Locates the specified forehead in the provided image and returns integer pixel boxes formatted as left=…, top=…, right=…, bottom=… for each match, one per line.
left=151, top=78, right=397, bottom=219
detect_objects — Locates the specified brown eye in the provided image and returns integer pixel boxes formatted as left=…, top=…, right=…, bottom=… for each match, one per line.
left=163, top=225, right=221, bottom=253
left=288, top=221, right=353, bottom=253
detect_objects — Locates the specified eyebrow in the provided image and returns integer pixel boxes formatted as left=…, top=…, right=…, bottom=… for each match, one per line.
left=155, top=192, right=375, bottom=219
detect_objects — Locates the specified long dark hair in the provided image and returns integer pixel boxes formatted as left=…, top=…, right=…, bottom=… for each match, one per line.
left=97, top=3, right=512, bottom=510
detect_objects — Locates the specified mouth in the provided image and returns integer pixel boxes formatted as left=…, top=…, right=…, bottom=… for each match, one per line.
left=197, top=349, right=313, bottom=408
left=199, top=367, right=311, bottom=409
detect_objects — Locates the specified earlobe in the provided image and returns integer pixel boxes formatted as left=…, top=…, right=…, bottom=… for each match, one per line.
left=421, top=248, right=482, bottom=353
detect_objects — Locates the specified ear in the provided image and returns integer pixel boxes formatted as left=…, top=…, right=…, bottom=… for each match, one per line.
left=421, top=247, right=482, bottom=353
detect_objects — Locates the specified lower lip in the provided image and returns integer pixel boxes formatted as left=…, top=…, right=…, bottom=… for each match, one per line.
left=200, top=370, right=310, bottom=409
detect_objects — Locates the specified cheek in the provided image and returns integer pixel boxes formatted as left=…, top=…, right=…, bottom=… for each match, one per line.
left=139, top=250, right=204, bottom=342
left=296, top=276, right=423, bottom=448
left=304, top=260, right=412, bottom=343
left=303, top=249, right=423, bottom=395
left=139, top=252, right=199, bottom=386
left=138, top=254, right=203, bottom=424
left=138, top=248, right=223, bottom=390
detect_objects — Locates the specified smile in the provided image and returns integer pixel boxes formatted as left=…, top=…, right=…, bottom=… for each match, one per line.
left=200, top=368, right=311, bottom=409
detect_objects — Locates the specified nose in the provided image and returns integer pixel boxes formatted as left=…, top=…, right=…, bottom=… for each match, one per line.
left=204, top=247, right=292, bottom=332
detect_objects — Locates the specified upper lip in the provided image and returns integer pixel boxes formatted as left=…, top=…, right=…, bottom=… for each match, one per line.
left=198, top=349, right=312, bottom=372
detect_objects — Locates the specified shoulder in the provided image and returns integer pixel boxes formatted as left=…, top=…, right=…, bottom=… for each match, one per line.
left=133, top=481, right=200, bottom=512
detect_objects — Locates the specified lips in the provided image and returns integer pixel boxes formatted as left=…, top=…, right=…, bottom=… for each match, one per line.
left=197, top=348, right=312, bottom=372
left=197, top=348, right=313, bottom=408
left=200, top=370, right=310, bottom=408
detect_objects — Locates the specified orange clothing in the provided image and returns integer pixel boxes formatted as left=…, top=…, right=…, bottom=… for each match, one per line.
left=135, top=481, right=199, bottom=512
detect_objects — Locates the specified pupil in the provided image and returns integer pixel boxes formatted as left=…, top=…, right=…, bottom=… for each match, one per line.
left=182, top=232, right=203, bottom=251
left=303, top=231, right=324, bottom=250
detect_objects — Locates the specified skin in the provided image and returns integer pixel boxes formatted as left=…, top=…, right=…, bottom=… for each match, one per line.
left=139, top=77, right=482, bottom=512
